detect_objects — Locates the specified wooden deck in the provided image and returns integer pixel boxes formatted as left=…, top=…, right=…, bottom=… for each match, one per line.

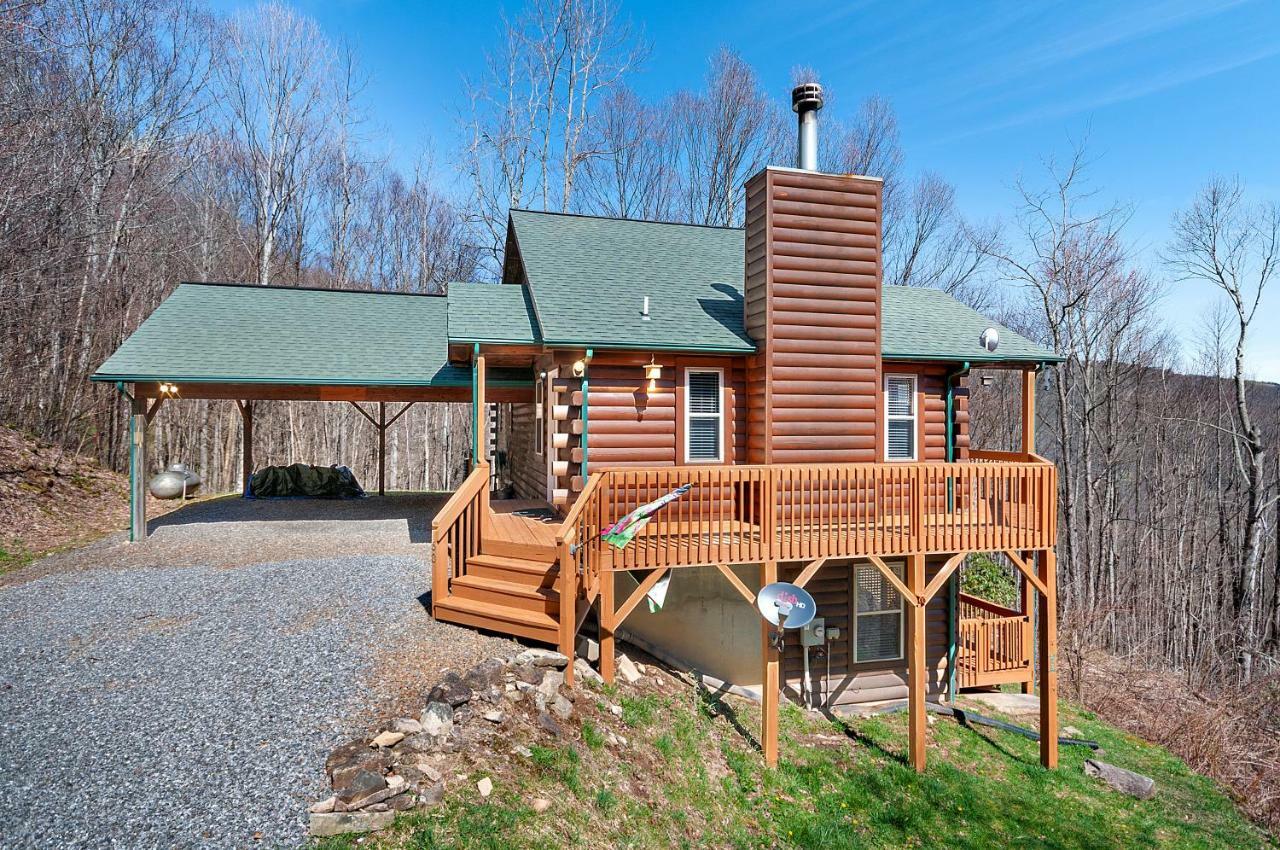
left=488, top=499, right=559, bottom=558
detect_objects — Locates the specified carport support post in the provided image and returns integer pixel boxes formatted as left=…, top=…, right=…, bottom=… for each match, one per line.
left=129, top=391, right=148, bottom=542
left=239, top=400, right=253, bottom=496
left=378, top=401, right=386, bottom=496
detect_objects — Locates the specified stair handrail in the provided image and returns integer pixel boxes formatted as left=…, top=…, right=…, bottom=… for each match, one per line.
left=430, top=462, right=490, bottom=609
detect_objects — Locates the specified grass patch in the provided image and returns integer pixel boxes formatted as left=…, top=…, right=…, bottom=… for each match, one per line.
left=0, top=541, right=35, bottom=575
left=318, top=684, right=1274, bottom=850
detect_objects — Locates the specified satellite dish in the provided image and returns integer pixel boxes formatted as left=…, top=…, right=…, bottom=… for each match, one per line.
left=756, top=582, right=817, bottom=630
left=979, top=327, right=1000, bottom=353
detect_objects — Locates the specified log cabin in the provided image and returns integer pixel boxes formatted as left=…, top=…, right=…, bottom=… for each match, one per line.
left=94, top=83, right=1061, bottom=771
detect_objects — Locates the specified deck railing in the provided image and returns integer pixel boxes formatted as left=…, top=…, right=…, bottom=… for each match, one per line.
left=956, top=592, right=1034, bottom=689
left=430, top=462, right=490, bottom=607
left=572, top=458, right=1057, bottom=572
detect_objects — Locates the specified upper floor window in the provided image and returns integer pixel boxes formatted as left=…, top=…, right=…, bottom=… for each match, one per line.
left=684, top=369, right=723, bottom=463
left=884, top=374, right=917, bottom=461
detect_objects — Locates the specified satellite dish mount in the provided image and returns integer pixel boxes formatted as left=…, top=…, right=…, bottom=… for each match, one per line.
left=756, top=582, right=817, bottom=652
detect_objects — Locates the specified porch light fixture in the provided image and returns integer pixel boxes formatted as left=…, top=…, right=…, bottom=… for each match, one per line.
left=158, top=382, right=180, bottom=397
left=643, top=357, right=662, bottom=392
left=572, top=359, right=586, bottom=377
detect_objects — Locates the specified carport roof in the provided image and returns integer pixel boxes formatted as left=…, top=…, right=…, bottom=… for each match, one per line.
left=92, top=282, right=530, bottom=387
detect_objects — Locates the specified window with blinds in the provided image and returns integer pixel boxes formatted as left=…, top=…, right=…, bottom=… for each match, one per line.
left=884, top=374, right=917, bottom=461
left=684, top=369, right=723, bottom=462
left=855, top=561, right=904, bottom=662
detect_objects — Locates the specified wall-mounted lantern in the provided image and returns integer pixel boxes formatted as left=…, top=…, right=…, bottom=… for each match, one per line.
left=572, top=359, right=586, bottom=378
left=643, top=358, right=662, bottom=392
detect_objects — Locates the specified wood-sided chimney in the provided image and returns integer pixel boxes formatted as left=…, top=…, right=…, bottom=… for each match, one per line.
left=742, top=83, right=884, bottom=464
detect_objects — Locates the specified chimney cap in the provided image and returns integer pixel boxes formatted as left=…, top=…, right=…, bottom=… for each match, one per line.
left=791, top=82, right=824, bottom=113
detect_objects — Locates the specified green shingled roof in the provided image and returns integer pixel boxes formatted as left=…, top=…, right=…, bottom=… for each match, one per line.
left=91, top=283, right=529, bottom=386
left=507, top=209, right=1060, bottom=363
left=447, top=282, right=541, bottom=344
left=507, top=209, right=755, bottom=352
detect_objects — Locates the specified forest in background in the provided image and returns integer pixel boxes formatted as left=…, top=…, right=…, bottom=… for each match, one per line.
left=1, top=0, right=1277, bottom=818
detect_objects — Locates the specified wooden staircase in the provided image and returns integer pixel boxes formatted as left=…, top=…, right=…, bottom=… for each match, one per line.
left=433, top=552, right=562, bottom=644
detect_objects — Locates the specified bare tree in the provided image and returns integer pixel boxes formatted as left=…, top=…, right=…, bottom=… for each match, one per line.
left=217, top=1, right=335, bottom=286
left=1167, top=176, right=1280, bottom=681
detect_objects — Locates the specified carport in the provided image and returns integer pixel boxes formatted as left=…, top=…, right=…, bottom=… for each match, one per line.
left=91, top=282, right=534, bottom=541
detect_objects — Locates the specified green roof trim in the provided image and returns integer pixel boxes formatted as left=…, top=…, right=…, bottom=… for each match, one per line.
left=507, top=209, right=756, bottom=353
left=92, top=283, right=531, bottom=387
left=446, top=282, right=542, bottom=345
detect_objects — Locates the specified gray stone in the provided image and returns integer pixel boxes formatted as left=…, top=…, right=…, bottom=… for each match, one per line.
left=309, top=811, right=395, bottom=837
left=1084, top=759, right=1156, bottom=800
left=428, top=671, right=473, bottom=707
left=514, top=648, right=569, bottom=669
left=391, top=717, right=423, bottom=735
left=326, top=740, right=390, bottom=777
left=388, top=793, right=416, bottom=812
left=464, top=658, right=507, bottom=693
left=419, top=701, right=455, bottom=739
left=1063, top=725, right=1084, bottom=739
left=308, top=796, right=335, bottom=814
left=370, top=730, right=405, bottom=748
left=574, top=658, right=604, bottom=685
left=511, top=663, right=544, bottom=685
left=537, top=711, right=563, bottom=737
left=550, top=695, right=574, bottom=720
left=477, top=776, right=493, bottom=797
left=483, top=710, right=505, bottom=724
left=537, top=670, right=565, bottom=699
left=617, top=655, right=642, bottom=684
left=513, top=745, right=533, bottom=758
left=608, top=703, right=623, bottom=718
left=417, top=782, right=445, bottom=807
left=333, top=768, right=388, bottom=811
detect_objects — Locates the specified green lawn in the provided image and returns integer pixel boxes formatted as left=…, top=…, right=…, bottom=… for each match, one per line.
left=315, top=682, right=1272, bottom=850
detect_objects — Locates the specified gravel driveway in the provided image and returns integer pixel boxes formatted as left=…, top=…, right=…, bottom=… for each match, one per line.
left=0, top=496, right=518, bottom=849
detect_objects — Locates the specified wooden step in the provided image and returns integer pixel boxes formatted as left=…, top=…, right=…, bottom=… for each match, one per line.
left=465, top=553, right=558, bottom=586
left=483, top=537, right=558, bottom=561
left=433, top=595, right=559, bottom=645
left=451, top=574, right=559, bottom=614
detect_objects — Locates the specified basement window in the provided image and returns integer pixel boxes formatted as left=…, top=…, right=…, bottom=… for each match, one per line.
left=684, top=368, right=723, bottom=463
left=854, top=561, right=904, bottom=663
left=884, top=374, right=917, bottom=461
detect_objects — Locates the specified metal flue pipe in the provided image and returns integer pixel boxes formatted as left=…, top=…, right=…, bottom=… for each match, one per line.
left=791, top=83, right=824, bottom=171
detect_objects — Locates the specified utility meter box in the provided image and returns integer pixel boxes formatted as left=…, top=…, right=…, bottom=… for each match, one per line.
left=800, top=617, right=826, bottom=647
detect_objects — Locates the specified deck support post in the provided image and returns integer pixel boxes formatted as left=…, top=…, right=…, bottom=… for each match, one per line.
left=1038, top=548, right=1059, bottom=769
left=600, top=570, right=615, bottom=684
left=129, top=391, right=148, bottom=542
left=238, top=400, right=254, bottom=496
left=760, top=560, right=779, bottom=768
left=559, top=535, right=576, bottom=688
left=907, top=552, right=927, bottom=772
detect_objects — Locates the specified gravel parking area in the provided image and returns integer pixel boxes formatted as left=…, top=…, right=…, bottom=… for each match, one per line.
left=0, top=496, right=518, bottom=849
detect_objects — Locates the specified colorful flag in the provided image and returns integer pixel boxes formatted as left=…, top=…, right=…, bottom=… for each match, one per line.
left=600, top=483, right=692, bottom=550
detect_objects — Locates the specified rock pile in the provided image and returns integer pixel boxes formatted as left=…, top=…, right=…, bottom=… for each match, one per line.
left=309, top=648, right=577, bottom=838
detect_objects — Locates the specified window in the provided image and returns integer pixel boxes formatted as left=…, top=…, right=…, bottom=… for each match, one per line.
left=854, top=561, right=904, bottom=662
left=684, top=369, right=723, bottom=462
left=884, top=374, right=917, bottom=461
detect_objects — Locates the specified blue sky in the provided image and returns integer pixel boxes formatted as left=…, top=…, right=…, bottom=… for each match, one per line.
left=227, top=0, right=1280, bottom=381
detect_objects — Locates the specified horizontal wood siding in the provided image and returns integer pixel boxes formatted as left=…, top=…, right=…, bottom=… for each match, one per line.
left=586, top=351, right=747, bottom=468
left=743, top=167, right=884, bottom=464
left=781, top=556, right=951, bottom=705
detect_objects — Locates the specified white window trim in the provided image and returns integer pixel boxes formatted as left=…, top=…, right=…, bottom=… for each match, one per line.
left=534, top=374, right=545, bottom=456
left=683, top=367, right=725, bottom=464
left=883, top=373, right=918, bottom=462
left=853, top=560, right=905, bottom=664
